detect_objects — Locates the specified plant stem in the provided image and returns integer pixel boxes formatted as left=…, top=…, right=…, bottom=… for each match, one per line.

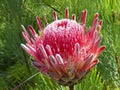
left=69, top=85, right=74, bottom=90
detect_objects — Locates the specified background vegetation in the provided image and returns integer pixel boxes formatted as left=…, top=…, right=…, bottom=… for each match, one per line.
left=0, top=0, right=120, bottom=90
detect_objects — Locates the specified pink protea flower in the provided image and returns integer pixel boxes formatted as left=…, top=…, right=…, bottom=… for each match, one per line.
left=21, top=8, right=105, bottom=86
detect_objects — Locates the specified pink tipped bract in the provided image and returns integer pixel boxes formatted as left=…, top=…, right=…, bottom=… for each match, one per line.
left=21, top=8, right=105, bottom=86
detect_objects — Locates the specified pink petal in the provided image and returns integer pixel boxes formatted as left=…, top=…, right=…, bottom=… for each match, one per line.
left=66, top=7, right=69, bottom=19
left=21, top=44, right=30, bottom=54
left=36, top=16, right=43, bottom=30
left=72, top=14, right=76, bottom=20
left=21, top=25, right=30, bottom=38
left=91, top=13, right=99, bottom=33
left=96, top=46, right=105, bottom=57
left=28, top=25, right=37, bottom=37
left=31, top=59, right=48, bottom=74
left=82, top=9, right=87, bottom=26
left=97, top=20, right=103, bottom=32
left=86, top=59, right=99, bottom=71
left=79, top=54, right=94, bottom=72
left=53, top=11, right=57, bottom=21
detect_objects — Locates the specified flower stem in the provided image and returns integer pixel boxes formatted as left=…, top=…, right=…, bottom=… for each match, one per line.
left=69, top=85, right=74, bottom=90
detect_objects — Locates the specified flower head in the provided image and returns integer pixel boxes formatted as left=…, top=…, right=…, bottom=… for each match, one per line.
left=21, top=8, right=105, bottom=86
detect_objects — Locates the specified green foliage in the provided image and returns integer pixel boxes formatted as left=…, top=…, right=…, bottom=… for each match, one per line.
left=0, top=0, right=120, bottom=90
left=75, top=68, right=104, bottom=90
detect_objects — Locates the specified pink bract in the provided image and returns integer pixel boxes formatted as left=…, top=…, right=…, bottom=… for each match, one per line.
left=21, top=8, right=105, bottom=86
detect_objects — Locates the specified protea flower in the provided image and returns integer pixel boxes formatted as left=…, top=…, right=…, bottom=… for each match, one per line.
left=21, top=8, right=105, bottom=89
